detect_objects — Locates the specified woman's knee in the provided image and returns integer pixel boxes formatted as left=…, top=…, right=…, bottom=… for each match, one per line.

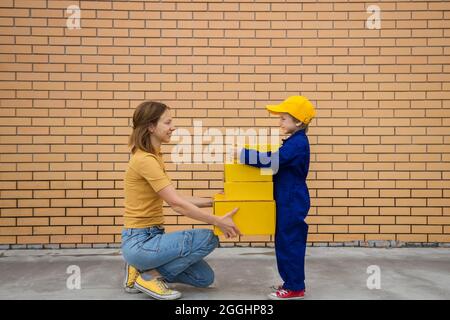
left=191, top=264, right=215, bottom=288
left=197, top=269, right=215, bottom=288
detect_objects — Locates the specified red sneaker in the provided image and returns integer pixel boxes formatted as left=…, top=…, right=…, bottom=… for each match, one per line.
left=271, top=285, right=306, bottom=293
left=268, top=287, right=305, bottom=300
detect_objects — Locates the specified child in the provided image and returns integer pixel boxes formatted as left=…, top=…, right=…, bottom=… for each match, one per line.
left=237, top=96, right=315, bottom=300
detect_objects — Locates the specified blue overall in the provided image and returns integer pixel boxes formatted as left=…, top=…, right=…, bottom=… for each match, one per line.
left=240, top=129, right=310, bottom=291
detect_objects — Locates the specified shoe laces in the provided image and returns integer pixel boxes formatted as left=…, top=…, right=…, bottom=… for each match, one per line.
left=155, top=277, right=172, bottom=293
left=277, top=288, right=289, bottom=296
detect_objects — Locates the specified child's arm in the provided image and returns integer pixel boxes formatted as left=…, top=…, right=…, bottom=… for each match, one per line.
left=239, top=148, right=272, bottom=168
left=239, top=142, right=304, bottom=170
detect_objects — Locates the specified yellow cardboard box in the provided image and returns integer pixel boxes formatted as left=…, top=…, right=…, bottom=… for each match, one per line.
left=224, top=163, right=273, bottom=182
left=213, top=194, right=275, bottom=236
left=215, top=144, right=278, bottom=236
left=224, top=181, right=273, bottom=200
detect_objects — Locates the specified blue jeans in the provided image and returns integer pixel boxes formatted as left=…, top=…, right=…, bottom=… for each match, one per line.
left=121, top=226, right=219, bottom=288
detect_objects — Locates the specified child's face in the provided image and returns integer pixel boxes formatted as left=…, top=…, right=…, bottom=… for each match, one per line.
left=279, top=113, right=300, bottom=134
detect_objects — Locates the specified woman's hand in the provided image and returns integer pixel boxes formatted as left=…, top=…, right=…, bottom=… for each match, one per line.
left=215, top=207, right=241, bottom=238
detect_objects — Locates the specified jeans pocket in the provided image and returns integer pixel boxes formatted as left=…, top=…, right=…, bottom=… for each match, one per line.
left=180, top=231, right=194, bottom=257
left=140, top=234, right=162, bottom=253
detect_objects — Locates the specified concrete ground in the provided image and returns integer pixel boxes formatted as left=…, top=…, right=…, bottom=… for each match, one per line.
left=0, top=247, right=449, bottom=300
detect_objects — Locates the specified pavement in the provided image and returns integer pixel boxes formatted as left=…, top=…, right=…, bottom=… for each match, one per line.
left=0, top=247, right=449, bottom=300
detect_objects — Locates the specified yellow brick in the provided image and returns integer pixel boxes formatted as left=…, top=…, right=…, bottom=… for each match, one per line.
left=17, top=236, right=49, bottom=244
left=396, top=217, right=427, bottom=225
left=334, top=234, right=364, bottom=242
left=306, top=216, right=332, bottom=225
left=428, top=217, right=450, bottom=225
left=380, top=225, right=411, bottom=234
left=412, top=226, right=442, bottom=234
left=50, top=217, right=81, bottom=226
left=213, top=194, right=275, bottom=236
left=164, top=225, right=192, bottom=233
left=34, top=226, right=65, bottom=235
left=98, top=226, right=122, bottom=234
left=0, top=226, right=31, bottom=236
left=0, top=236, right=16, bottom=244
left=82, top=235, right=114, bottom=244
left=224, top=182, right=273, bottom=201
left=239, top=235, right=271, bottom=242
left=380, top=207, right=410, bottom=216
left=412, top=207, right=442, bottom=216
left=50, top=235, right=81, bottom=244
left=397, top=234, right=428, bottom=242
left=333, top=216, right=364, bottom=224
left=0, top=218, right=15, bottom=227
left=365, top=234, right=396, bottom=241
left=318, top=225, right=348, bottom=233
left=365, top=217, right=395, bottom=224
left=348, top=225, right=379, bottom=233
left=428, top=235, right=450, bottom=242
left=83, top=217, right=114, bottom=225
left=17, top=217, right=48, bottom=226
left=224, top=164, right=272, bottom=182
left=308, top=234, right=333, bottom=242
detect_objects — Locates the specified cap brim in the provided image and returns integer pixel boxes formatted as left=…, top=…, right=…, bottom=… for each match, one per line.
left=266, top=104, right=287, bottom=115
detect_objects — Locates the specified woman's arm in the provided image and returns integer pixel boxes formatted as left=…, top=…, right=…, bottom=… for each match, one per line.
left=183, top=196, right=213, bottom=208
left=157, top=184, right=240, bottom=238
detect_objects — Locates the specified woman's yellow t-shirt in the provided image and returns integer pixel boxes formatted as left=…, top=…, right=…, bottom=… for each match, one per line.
left=124, top=149, right=172, bottom=228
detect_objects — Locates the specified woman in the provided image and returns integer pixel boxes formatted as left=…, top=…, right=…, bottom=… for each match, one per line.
left=121, top=101, right=240, bottom=300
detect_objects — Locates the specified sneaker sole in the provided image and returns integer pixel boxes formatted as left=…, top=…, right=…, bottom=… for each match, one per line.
left=134, top=282, right=181, bottom=300
left=267, top=294, right=305, bottom=300
left=124, top=286, right=141, bottom=294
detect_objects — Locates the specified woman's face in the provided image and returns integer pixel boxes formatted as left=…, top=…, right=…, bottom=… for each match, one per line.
left=279, top=113, right=299, bottom=135
left=150, top=109, right=176, bottom=143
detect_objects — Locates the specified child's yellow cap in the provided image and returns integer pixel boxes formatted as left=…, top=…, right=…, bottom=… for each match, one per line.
left=266, top=96, right=316, bottom=125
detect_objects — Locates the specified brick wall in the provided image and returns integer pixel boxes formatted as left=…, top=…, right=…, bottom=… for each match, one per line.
left=0, top=0, right=449, bottom=248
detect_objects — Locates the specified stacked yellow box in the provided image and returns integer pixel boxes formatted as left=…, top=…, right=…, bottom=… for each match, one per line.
left=213, top=145, right=279, bottom=236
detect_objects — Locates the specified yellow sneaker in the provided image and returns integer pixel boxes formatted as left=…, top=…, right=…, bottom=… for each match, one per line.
left=123, top=263, right=141, bottom=293
left=134, top=275, right=181, bottom=300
